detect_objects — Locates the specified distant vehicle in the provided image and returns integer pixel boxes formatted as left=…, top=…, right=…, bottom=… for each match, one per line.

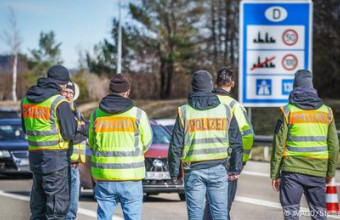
left=0, top=108, right=20, bottom=119
left=155, top=119, right=176, bottom=133
left=79, top=120, right=185, bottom=201
left=0, top=119, right=30, bottom=173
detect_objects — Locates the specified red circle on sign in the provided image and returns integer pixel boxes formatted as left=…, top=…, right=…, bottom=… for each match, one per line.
left=282, top=54, right=298, bottom=71
left=282, top=29, right=298, bottom=46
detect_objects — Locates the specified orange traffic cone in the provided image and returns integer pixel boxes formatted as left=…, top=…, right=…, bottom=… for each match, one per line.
left=326, top=177, right=339, bottom=214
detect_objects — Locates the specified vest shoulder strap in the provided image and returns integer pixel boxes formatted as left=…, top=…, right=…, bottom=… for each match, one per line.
left=280, top=105, right=290, bottom=124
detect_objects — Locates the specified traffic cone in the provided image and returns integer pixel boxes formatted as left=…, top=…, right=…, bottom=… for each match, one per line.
left=326, top=177, right=339, bottom=214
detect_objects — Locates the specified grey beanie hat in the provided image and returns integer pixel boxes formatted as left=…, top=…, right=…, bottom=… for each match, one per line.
left=293, top=69, right=313, bottom=89
left=191, top=70, right=213, bottom=92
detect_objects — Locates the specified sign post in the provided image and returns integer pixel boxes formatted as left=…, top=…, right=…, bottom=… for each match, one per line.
left=239, top=0, right=313, bottom=107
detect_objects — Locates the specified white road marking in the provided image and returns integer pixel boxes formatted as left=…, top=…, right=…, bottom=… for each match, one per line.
left=0, top=190, right=124, bottom=220
left=242, top=171, right=269, bottom=177
left=236, top=196, right=340, bottom=219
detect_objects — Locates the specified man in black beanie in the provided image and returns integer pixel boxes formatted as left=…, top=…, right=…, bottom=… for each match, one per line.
left=21, top=64, right=77, bottom=220
left=271, top=69, right=339, bottom=220
left=89, top=74, right=152, bottom=220
left=168, top=70, right=242, bottom=220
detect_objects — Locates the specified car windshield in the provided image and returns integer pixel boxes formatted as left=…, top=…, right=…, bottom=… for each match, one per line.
left=0, top=111, right=20, bottom=118
left=151, top=125, right=171, bottom=144
left=0, top=124, right=26, bottom=141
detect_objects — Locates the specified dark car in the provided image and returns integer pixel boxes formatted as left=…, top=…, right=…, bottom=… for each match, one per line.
left=0, top=119, right=30, bottom=173
left=0, top=108, right=20, bottom=118
left=79, top=120, right=185, bottom=200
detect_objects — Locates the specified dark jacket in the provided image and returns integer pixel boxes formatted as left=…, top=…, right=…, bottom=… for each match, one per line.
left=21, top=78, right=77, bottom=174
left=71, top=105, right=88, bottom=145
left=99, top=93, right=134, bottom=114
left=168, top=92, right=243, bottom=180
left=271, top=87, right=339, bottom=179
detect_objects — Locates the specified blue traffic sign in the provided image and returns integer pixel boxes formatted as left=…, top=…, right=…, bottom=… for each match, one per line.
left=239, top=0, right=313, bottom=107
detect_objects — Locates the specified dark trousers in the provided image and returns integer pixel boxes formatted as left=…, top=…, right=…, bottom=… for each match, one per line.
left=30, top=167, right=70, bottom=220
left=280, top=172, right=326, bottom=220
left=203, top=179, right=238, bottom=220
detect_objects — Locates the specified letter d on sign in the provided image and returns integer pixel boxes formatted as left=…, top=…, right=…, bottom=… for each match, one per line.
left=265, top=6, right=287, bottom=22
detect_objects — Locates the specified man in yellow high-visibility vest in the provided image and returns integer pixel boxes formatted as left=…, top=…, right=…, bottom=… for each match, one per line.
left=168, top=70, right=243, bottom=220
left=21, top=65, right=77, bottom=219
left=271, top=69, right=339, bottom=220
left=89, top=74, right=152, bottom=220
left=62, top=81, right=88, bottom=220
left=203, top=67, right=254, bottom=220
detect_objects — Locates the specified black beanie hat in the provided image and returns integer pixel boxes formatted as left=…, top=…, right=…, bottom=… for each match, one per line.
left=110, top=74, right=130, bottom=93
left=66, top=81, right=75, bottom=93
left=293, top=69, right=313, bottom=89
left=191, top=70, right=213, bottom=92
left=47, top=65, right=70, bottom=85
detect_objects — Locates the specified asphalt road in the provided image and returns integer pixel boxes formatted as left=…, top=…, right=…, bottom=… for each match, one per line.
left=1, top=161, right=340, bottom=220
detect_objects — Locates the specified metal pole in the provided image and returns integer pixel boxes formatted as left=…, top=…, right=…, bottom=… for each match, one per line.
left=116, top=0, right=122, bottom=74
left=248, top=107, right=252, bottom=123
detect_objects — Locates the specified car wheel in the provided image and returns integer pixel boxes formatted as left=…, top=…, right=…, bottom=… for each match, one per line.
left=178, top=193, right=186, bottom=201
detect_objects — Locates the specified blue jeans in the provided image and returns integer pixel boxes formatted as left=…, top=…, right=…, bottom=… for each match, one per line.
left=203, top=179, right=238, bottom=220
left=94, top=180, right=143, bottom=220
left=66, top=167, right=80, bottom=220
left=185, top=164, right=229, bottom=220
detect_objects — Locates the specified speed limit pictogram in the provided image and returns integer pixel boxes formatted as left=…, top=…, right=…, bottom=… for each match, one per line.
left=282, top=29, right=298, bottom=46
left=282, top=54, right=298, bottom=71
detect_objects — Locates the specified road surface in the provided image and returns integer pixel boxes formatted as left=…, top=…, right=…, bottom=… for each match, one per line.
left=1, top=161, right=340, bottom=220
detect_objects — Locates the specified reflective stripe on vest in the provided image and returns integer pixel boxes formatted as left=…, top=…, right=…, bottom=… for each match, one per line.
left=178, top=103, right=231, bottom=163
left=217, top=95, right=254, bottom=162
left=70, top=141, right=87, bottom=163
left=22, top=95, right=69, bottom=151
left=91, top=107, right=146, bottom=181
left=280, top=104, right=332, bottom=159
left=70, top=116, right=87, bottom=163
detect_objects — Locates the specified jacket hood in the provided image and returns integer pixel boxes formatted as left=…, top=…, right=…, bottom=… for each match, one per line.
left=188, top=92, right=220, bottom=110
left=289, top=87, right=323, bottom=110
left=26, top=78, right=61, bottom=103
left=212, top=88, right=231, bottom=96
left=99, top=93, right=134, bottom=114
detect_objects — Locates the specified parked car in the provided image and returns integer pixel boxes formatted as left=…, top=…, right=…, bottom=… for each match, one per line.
left=0, top=108, right=20, bottom=119
left=0, top=118, right=30, bottom=173
left=79, top=120, right=185, bottom=200
left=155, top=119, right=176, bottom=133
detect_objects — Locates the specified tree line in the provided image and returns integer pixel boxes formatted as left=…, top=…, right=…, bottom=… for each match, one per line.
left=1, top=0, right=339, bottom=101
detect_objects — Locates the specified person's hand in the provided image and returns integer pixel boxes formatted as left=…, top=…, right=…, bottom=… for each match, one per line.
left=227, top=173, right=240, bottom=181
left=326, top=177, right=332, bottom=184
left=272, top=179, right=281, bottom=192
left=172, top=178, right=182, bottom=185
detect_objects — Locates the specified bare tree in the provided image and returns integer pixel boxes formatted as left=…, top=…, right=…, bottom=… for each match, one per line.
left=2, top=8, right=21, bottom=102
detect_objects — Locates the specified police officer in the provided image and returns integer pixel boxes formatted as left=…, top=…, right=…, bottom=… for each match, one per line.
left=21, top=65, right=77, bottom=220
left=203, top=67, right=254, bottom=220
left=271, top=69, right=339, bottom=220
left=89, top=74, right=152, bottom=220
left=168, top=70, right=243, bottom=220
left=62, top=81, right=88, bottom=220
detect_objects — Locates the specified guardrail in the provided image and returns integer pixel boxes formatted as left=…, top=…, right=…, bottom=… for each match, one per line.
left=252, top=132, right=340, bottom=159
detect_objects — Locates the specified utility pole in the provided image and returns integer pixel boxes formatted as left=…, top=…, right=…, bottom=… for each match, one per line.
left=116, top=0, right=122, bottom=74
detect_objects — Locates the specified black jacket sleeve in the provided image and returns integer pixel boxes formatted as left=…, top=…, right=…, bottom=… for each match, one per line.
left=168, top=116, right=184, bottom=180
left=20, top=101, right=27, bottom=134
left=228, top=116, right=243, bottom=174
left=56, top=101, right=77, bottom=140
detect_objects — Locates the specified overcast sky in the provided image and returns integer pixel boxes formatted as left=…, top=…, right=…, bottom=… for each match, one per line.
left=0, top=0, right=131, bottom=69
